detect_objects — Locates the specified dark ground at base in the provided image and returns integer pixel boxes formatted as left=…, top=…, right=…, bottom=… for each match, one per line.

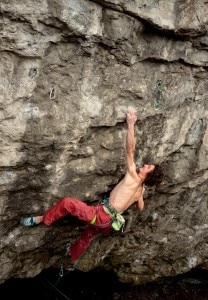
left=0, top=268, right=208, bottom=300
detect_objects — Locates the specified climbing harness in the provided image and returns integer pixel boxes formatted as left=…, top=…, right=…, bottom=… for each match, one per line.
left=155, top=79, right=163, bottom=110
left=88, top=205, right=111, bottom=228
left=101, top=197, right=118, bottom=218
left=101, top=197, right=125, bottom=232
left=89, top=214, right=97, bottom=225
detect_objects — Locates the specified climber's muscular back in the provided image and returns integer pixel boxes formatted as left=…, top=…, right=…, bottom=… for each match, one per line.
left=109, top=172, right=143, bottom=212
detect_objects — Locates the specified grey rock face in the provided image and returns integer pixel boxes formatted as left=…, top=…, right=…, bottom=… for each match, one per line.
left=0, top=0, right=207, bottom=284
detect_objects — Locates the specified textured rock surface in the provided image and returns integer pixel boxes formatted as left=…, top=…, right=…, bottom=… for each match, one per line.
left=0, top=0, right=208, bottom=285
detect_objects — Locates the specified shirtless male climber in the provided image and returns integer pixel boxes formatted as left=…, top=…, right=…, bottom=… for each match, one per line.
left=21, top=107, right=163, bottom=262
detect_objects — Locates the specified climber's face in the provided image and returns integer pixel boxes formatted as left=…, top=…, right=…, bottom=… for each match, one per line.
left=138, top=164, right=155, bottom=176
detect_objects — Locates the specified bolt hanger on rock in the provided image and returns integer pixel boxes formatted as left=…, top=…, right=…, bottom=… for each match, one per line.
left=155, top=79, right=164, bottom=110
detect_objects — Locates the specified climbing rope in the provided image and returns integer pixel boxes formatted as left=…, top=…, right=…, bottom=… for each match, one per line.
left=41, top=253, right=75, bottom=300
left=42, top=276, right=71, bottom=300
left=155, top=79, right=163, bottom=110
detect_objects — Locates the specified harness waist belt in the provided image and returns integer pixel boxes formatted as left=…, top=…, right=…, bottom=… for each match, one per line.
left=101, top=197, right=119, bottom=218
left=101, top=197, right=125, bottom=232
left=103, top=205, right=113, bottom=217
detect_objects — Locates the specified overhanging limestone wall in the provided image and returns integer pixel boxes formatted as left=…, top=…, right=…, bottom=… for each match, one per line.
left=0, top=0, right=207, bottom=284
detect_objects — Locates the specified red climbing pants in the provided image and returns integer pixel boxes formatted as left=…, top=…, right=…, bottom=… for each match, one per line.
left=43, top=197, right=112, bottom=261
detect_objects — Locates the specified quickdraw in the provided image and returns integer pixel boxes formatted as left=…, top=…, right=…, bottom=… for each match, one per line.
left=41, top=257, right=74, bottom=300
left=155, top=79, right=163, bottom=110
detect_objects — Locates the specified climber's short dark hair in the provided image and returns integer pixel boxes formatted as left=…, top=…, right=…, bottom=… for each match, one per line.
left=144, top=164, right=164, bottom=187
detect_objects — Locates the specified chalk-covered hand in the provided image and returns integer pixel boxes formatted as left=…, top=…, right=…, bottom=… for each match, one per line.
left=127, top=107, right=137, bottom=124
